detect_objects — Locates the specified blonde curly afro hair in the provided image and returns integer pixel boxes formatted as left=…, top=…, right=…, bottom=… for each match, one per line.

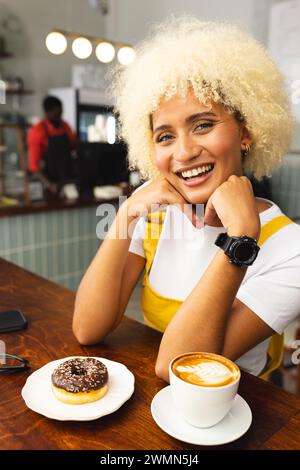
left=109, top=15, right=293, bottom=181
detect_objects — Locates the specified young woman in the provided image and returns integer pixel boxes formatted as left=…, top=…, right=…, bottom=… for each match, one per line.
left=73, top=17, right=300, bottom=382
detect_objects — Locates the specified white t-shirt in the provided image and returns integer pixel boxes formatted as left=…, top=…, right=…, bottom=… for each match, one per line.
left=129, top=186, right=300, bottom=376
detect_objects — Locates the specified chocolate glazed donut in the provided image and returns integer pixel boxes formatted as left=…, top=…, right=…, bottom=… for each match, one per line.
left=51, top=358, right=109, bottom=404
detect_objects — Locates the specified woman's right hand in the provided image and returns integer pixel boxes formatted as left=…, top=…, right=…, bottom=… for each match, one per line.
left=124, top=178, right=188, bottom=219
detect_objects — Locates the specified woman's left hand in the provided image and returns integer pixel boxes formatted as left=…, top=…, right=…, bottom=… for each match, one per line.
left=204, top=175, right=261, bottom=239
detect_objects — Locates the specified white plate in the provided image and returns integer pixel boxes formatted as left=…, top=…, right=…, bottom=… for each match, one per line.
left=151, top=386, right=252, bottom=446
left=21, top=356, right=135, bottom=421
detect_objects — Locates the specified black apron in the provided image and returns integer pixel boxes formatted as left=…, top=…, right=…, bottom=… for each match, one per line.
left=42, top=123, right=74, bottom=183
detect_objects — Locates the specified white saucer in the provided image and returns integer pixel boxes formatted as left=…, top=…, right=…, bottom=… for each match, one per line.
left=151, top=386, right=252, bottom=446
left=21, top=356, right=134, bottom=421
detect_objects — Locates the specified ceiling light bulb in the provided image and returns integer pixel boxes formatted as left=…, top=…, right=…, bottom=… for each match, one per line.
left=72, top=37, right=93, bottom=59
left=95, top=42, right=115, bottom=63
left=117, top=46, right=136, bottom=65
left=45, top=32, right=67, bottom=55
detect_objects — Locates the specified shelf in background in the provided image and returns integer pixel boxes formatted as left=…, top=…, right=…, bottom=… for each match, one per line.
left=5, top=89, right=34, bottom=96
left=0, top=52, right=14, bottom=59
left=0, top=171, right=25, bottom=178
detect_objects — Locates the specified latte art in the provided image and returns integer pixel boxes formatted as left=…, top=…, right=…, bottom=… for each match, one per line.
left=176, top=361, right=234, bottom=386
left=172, top=353, right=240, bottom=387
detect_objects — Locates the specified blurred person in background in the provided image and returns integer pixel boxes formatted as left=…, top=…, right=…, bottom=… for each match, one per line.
left=27, top=95, right=77, bottom=195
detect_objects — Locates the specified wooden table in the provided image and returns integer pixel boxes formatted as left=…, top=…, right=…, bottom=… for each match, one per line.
left=0, top=258, right=299, bottom=450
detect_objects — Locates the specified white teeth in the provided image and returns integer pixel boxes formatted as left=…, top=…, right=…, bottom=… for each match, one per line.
left=180, top=164, right=213, bottom=178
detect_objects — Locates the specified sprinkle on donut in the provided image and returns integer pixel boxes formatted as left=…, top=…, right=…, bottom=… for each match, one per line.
left=51, top=358, right=108, bottom=393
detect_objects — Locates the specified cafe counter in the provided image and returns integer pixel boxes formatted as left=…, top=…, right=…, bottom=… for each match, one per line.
left=0, top=193, right=123, bottom=291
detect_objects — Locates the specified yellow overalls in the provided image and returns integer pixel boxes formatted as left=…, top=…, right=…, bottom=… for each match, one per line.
left=141, top=211, right=293, bottom=379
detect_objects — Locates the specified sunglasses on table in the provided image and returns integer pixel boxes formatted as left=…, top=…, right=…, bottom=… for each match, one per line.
left=0, top=354, right=30, bottom=373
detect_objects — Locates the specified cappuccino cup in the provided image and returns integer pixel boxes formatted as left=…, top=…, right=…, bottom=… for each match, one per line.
left=169, top=352, right=241, bottom=428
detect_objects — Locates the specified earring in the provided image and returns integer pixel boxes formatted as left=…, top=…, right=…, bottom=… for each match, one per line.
left=242, top=143, right=251, bottom=157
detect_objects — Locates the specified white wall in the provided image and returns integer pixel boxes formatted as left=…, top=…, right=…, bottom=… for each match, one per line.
left=0, top=0, right=106, bottom=118
left=105, top=0, right=268, bottom=45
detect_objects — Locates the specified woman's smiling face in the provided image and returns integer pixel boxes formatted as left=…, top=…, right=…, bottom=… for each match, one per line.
left=152, top=90, right=251, bottom=204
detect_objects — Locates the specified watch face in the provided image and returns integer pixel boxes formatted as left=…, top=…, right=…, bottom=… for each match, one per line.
left=233, top=240, right=256, bottom=263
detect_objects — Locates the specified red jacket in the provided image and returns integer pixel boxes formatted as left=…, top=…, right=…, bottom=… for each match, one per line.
left=27, top=119, right=77, bottom=173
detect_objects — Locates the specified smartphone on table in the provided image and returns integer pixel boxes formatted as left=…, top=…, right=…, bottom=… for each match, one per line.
left=0, top=310, right=28, bottom=333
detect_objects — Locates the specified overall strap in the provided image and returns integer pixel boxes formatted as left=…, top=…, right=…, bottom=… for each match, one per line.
left=257, top=215, right=293, bottom=247
left=144, top=212, right=294, bottom=267
left=143, top=211, right=166, bottom=276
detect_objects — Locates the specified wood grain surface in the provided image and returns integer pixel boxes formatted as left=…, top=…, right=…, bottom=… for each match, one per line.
left=0, top=258, right=299, bottom=450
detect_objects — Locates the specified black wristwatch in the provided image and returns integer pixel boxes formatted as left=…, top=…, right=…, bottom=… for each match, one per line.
left=215, top=233, right=260, bottom=267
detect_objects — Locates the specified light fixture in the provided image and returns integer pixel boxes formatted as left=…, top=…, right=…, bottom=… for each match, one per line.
left=72, top=37, right=93, bottom=59
left=95, top=41, right=115, bottom=63
left=45, top=29, right=135, bottom=65
left=45, top=31, right=67, bottom=55
left=117, top=46, right=136, bottom=65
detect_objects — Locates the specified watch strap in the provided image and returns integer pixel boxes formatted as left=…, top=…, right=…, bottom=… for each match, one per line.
left=215, top=232, right=259, bottom=267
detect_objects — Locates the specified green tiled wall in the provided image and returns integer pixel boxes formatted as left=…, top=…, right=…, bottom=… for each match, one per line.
left=271, top=155, right=300, bottom=219
left=0, top=206, right=109, bottom=291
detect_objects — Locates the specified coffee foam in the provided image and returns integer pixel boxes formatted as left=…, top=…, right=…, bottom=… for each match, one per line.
left=172, top=353, right=240, bottom=387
